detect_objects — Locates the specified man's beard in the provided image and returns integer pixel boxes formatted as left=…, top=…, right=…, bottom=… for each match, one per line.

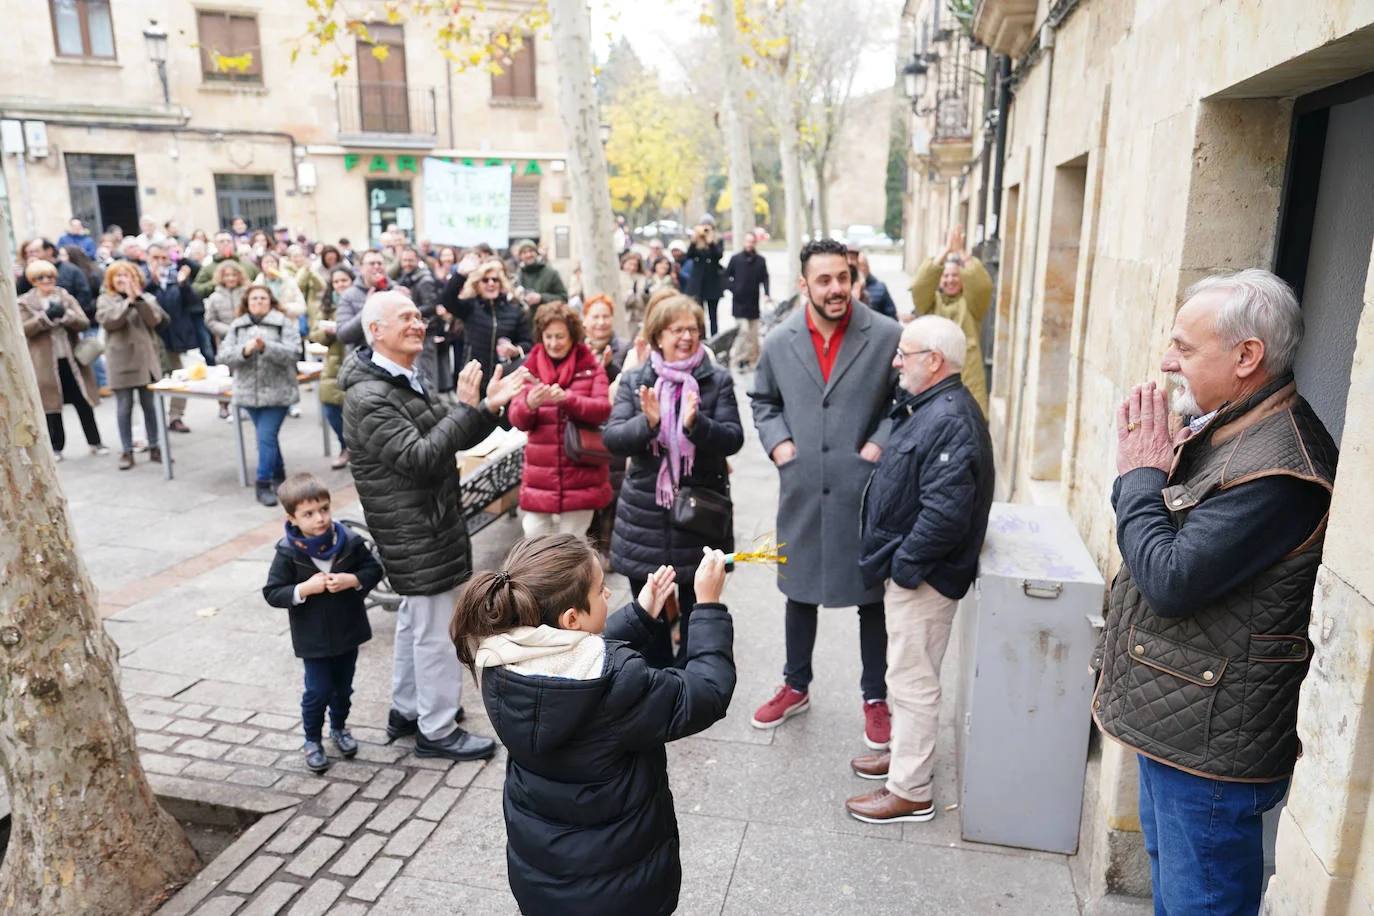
left=806, top=287, right=849, bottom=319
left=1167, top=372, right=1201, bottom=417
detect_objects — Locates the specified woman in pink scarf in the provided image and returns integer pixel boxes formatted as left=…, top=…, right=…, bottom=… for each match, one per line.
left=603, top=294, right=744, bottom=666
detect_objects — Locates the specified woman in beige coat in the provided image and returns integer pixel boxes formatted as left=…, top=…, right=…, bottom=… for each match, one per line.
left=19, top=259, right=106, bottom=461
left=97, top=261, right=168, bottom=469
left=205, top=260, right=248, bottom=419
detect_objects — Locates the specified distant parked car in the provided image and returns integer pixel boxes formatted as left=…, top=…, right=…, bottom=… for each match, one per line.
left=634, top=219, right=683, bottom=240
left=845, top=224, right=879, bottom=247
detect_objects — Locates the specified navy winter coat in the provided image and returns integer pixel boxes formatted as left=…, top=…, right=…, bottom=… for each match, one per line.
left=603, top=358, right=744, bottom=581
left=481, top=601, right=736, bottom=916
left=859, top=375, right=995, bottom=598
left=725, top=251, right=770, bottom=320
left=261, top=528, right=384, bottom=658
left=145, top=269, right=206, bottom=353
left=440, top=273, right=535, bottom=394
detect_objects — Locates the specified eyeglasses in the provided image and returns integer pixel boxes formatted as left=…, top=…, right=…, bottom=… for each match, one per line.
left=895, top=347, right=934, bottom=363
left=480, top=276, right=502, bottom=284
left=663, top=326, right=701, bottom=338
left=33, top=274, right=57, bottom=282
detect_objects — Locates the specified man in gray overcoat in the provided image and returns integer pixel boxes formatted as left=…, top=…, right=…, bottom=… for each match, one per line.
left=749, top=238, right=902, bottom=750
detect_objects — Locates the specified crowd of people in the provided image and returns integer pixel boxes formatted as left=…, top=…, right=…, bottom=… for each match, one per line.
left=20, top=205, right=1322, bottom=916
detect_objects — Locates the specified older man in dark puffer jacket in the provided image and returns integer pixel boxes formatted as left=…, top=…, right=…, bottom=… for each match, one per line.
left=340, top=291, right=529, bottom=761
left=849, top=314, right=994, bottom=826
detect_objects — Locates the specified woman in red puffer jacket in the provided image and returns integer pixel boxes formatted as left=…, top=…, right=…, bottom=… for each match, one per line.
left=509, top=302, right=613, bottom=536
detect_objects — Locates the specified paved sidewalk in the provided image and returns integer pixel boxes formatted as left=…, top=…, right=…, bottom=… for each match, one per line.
left=50, top=260, right=1135, bottom=913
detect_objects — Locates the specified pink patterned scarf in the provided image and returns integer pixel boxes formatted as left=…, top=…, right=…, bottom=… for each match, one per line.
left=650, top=346, right=705, bottom=508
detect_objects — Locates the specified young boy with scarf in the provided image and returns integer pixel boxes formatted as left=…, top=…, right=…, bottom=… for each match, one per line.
left=263, top=473, right=384, bottom=772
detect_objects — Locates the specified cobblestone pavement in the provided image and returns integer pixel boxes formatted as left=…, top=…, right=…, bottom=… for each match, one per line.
left=50, top=253, right=1144, bottom=914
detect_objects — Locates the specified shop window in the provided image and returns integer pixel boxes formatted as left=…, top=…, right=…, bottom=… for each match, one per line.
left=67, top=153, right=138, bottom=237
left=367, top=179, right=413, bottom=248
left=491, top=36, right=536, bottom=101
left=50, top=0, right=115, bottom=59
left=215, top=174, right=276, bottom=231
left=198, top=11, right=263, bottom=83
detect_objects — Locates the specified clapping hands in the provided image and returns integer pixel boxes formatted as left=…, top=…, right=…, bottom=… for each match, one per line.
left=525, top=383, right=567, bottom=409
left=637, top=565, right=678, bottom=620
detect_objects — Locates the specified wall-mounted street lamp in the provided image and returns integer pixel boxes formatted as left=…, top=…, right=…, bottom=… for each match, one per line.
left=598, top=121, right=612, bottom=145
left=143, top=20, right=170, bottom=106
left=903, top=58, right=937, bottom=117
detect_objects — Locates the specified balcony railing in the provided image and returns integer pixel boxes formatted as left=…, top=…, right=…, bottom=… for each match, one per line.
left=336, top=81, right=437, bottom=146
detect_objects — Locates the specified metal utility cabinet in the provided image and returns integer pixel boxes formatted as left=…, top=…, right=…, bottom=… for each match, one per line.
left=954, top=502, right=1105, bottom=854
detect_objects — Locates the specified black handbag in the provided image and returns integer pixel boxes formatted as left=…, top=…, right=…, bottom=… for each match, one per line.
left=563, top=419, right=613, bottom=466
left=670, top=485, right=733, bottom=542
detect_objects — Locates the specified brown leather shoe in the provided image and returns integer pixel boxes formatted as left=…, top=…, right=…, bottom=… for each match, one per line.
left=851, top=751, right=890, bottom=781
left=330, top=448, right=350, bottom=470
left=118, top=451, right=134, bottom=470
left=149, top=446, right=163, bottom=464
left=845, top=787, right=935, bottom=824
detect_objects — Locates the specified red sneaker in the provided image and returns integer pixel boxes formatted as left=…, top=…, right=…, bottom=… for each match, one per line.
left=751, top=685, right=810, bottom=729
left=863, top=700, right=891, bottom=750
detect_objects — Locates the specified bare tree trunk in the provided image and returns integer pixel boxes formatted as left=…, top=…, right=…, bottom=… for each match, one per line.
left=813, top=153, right=830, bottom=240
left=773, top=4, right=805, bottom=295
left=0, top=208, right=199, bottom=912
left=549, top=0, right=624, bottom=334
left=714, top=0, right=756, bottom=250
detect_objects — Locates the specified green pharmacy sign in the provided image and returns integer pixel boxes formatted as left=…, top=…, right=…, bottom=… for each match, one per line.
left=344, top=155, right=543, bottom=176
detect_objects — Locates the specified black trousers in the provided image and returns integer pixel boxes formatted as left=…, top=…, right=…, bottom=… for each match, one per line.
left=627, top=577, right=698, bottom=670
left=783, top=599, right=888, bottom=701
left=46, top=358, right=102, bottom=453
left=699, top=297, right=720, bottom=337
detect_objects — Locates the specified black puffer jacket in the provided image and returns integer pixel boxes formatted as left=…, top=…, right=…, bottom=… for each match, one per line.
left=440, top=274, right=534, bottom=393
left=481, top=601, right=736, bottom=916
left=859, top=375, right=995, bottom=597
left=603, top=359, right=743, bottom=581
left=339, top=349, right=498, bottom=596
left=261, top=527, right=384, bottom=658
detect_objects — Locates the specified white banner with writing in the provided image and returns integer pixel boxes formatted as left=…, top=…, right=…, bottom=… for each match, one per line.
left=422, top=158, right=511, bottom=248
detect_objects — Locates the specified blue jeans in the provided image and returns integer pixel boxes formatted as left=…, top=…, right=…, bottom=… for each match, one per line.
left=301, top=649, right=357, bottom=742
left=1137, top=755, right=1288, bottom=916
left=244, top=405, right=288, bottom=483
left=321, top=402, right=345, bottom=450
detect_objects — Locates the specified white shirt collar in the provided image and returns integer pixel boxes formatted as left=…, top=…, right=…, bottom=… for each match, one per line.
left=370, top=351, right=425, bottom=395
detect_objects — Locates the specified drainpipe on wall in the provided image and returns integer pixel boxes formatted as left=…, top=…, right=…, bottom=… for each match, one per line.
left=1006, top=21, right=1056, bottom=500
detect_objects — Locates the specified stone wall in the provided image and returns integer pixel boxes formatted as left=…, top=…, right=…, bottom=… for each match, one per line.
left=924, top=0, right=1374, bottom=906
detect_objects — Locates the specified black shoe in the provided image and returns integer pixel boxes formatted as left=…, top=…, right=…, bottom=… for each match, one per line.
left=415, top=727, right=496, bottom=762
left=385, top=707, right=465, bottom=744
left=330, top=728, right=358, bottom=758
left=303, top=741, right=329, bottom=773
left=255, top=481, right=278, bottom=507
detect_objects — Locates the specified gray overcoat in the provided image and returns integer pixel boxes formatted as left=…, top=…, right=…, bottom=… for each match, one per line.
left=750, top=301, right=902, bottom=606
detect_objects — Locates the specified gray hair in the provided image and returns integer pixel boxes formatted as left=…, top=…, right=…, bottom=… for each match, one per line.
left=1184, top=268, right=1303, bottom=374
left=904, top=315, right=966, bottom=369
left=361, top=290, right=410, bottom=346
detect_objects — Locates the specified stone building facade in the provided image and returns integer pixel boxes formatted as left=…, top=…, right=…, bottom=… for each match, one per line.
left=0, top=1, right=575, bottom=259
left=902, top=0, right=1374, bottom=910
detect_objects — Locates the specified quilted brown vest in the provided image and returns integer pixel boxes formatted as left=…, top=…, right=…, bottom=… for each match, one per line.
left=1092, top=378, right=1337, bottom=781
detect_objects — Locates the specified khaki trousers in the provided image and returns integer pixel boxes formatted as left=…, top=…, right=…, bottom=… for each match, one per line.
left=730, top=318, right=760, bottom=368
left=884, top=579, right=958, bottom=803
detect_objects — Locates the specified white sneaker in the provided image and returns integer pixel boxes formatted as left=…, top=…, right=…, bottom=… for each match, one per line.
left=289, top=405, right=301, bottom=418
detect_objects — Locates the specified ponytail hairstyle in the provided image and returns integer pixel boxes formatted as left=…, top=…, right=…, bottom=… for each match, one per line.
left=451, top=534, right=600, bottom=674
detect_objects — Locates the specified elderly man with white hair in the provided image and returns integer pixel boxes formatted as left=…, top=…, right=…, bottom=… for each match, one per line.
left=1091, top=268, right=1336, bottom=914
left=847, top=314, right=995, bottom=824
left=338, top=291, right=529, bottom=761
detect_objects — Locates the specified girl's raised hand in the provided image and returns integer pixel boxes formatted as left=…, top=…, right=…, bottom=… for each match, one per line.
left=694, top=548, right=727, bottom=604
left=637, top=565, right=677, bottom=619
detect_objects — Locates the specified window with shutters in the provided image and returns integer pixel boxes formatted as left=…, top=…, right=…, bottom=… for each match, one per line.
left=49, top=0, right=115, bottom=59
left=197, top=11, right=263, bottom=83
left=491, top=35, right=536, bottom=101
left=508, top=180, right=541, bottom=239
left=356, top=24, right=409, bottom=133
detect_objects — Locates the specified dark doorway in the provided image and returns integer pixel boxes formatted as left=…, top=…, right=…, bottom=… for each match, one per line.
left=1275, top=73, right=1374, bottom=446
left=67, top=153, right=139, bottom=236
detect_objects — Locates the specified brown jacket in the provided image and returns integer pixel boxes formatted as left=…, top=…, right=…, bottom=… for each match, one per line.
left=19, top=287, right=97, bottom=412
left=96, top=292, right=167, bottom=390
